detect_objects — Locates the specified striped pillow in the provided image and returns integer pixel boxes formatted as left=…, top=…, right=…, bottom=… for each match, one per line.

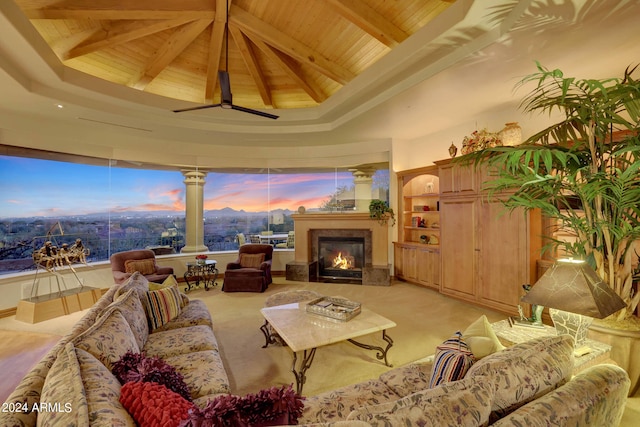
left=428, top=331, right=475, bottom=388
left=144, top=285, right=182, bottom=330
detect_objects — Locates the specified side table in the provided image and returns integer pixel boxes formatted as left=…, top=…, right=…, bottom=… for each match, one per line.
left=492, top=319, right=614, bottom=374
left=184, top=260, right=218, bottom=292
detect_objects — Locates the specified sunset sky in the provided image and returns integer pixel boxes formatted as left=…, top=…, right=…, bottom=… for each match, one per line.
left=0, top=155, right=371, bottom=219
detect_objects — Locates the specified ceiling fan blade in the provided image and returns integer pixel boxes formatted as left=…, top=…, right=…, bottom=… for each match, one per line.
left=173, top=104, right=222, bottom=113
left=218, top=70, right=232, bottom=105
left=231, top=104, right=279, bottom=120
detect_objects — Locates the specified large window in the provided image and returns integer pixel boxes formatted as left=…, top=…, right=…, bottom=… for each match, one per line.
left=0, top=153, right=389, bottom=275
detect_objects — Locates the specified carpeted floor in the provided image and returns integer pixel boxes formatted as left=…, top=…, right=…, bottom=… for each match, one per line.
left=1, top=278, right=638, bottom=425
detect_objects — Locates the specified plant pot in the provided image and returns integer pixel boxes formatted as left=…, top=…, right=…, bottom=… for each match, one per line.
left=589, top=318, right=640, bottom=397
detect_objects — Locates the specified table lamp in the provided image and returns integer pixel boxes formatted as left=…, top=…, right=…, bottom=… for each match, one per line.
left=520, top=258, right=626, bottom=352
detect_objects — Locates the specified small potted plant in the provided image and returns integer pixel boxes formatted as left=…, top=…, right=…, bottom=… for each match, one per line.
left=369, top=199, right=395, bottom=226
left=196, top=254, right=208, bottom=265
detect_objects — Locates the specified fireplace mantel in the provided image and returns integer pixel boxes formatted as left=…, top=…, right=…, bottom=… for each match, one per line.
left=286, top=213, right=390, bottom=285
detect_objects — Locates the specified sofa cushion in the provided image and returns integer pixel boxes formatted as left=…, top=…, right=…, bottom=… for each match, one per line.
left=144, top=324, right=218, bottom=359
left=153, top=298, right=213, bottom=332
left=465, top=334, right=574, bottom=422
left=119, top=381, right=193, bottom=427
left=300, top=379, right=399, bottom=424
left=114, top=271, right=150, bottom=302
left=164, top=350, right=232, bottom=399
left=124, top=257, right=156, bottom=275
left=379, top=355, right=434, bottom=397
left=145, top=284, right=183, bottom=330
left=347, top=375, right=494, bottom=427
left=240, top=252, right=265, bottom=268
left=462, top=315, right=506, bottom=359
left=75, top=346, right=135, bottom=426
left=428, top=332, right=475, bottom=388
left=491, top=364, right=631, bottom=427
left=39, top=342, right=89, bottom=427
left=73, top=308, right=140, bottom=371
left=103, top=288, right=149, bottom=349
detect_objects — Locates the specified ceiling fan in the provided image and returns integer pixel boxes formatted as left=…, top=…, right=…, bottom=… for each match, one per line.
left=172, top=1, right=278, bottom=120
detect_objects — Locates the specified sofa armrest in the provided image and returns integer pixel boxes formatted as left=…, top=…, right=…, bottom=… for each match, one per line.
left=260, top=259, right=272, bottom=271
left=226, top=261, right=242, bottom=270
left=112, top=271, right=132, bottom=284
left=156, top=266, right=174, bottom=275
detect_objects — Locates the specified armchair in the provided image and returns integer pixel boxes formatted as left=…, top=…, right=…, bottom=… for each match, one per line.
left=110, top=249, right=174, bottom=284
left=222, top=244, right=273, bottom=292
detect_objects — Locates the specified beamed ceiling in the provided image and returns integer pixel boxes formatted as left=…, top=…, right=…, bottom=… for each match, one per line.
left=15, top=0, right=455, bottom=113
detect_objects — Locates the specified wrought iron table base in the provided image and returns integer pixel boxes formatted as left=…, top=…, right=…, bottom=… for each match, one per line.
left=183, top=262, right=218, bottom=292
left=283, top=329, right=394, bottom=395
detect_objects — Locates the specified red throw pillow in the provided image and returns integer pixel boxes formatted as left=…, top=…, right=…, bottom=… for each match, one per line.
left=120, top=381, right=194, bottom=427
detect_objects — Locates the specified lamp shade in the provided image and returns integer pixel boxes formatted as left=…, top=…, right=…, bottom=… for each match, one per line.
left=521, top=259, right=626, bottom=319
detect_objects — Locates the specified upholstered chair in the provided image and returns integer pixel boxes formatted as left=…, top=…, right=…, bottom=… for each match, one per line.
left=222, top=244, right=273, bottom=292
left=110, top=249, right=174, bottom=284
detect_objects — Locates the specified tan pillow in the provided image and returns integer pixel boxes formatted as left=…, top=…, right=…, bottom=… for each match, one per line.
left=239, top=253, right=265, bottom=268
left=124, top=258, right=156, bottom=275
left=462, top=315, right=506, bottom=359
left=149, top=274, right=179, bottom=291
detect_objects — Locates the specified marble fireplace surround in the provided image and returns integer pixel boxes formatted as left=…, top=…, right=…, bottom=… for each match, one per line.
left=285, top=213, right=390, bottom=286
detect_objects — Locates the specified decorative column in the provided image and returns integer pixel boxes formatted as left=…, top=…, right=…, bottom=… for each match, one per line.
left=181, top=170, right=208, bottom=253
left=349, top=166, right=377, bottom=212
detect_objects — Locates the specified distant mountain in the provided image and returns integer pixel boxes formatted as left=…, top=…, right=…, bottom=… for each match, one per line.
left=204, top=207, right=293, bottom=217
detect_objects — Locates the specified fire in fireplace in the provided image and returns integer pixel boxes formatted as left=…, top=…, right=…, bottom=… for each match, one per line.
left=318, top=236, right=365, bottom=280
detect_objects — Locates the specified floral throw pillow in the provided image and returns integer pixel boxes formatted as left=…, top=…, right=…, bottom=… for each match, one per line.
left=428, top=331, right=475, bottom=388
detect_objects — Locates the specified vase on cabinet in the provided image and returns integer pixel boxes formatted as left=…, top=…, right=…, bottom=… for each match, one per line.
left=499, top=122, right=522, bottom=146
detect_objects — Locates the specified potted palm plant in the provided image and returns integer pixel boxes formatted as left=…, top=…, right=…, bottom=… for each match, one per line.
left=462, top=62, right=640, bottom=325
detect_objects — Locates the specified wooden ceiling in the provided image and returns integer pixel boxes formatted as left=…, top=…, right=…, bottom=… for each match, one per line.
left=14, top=0, right=455, bottom=112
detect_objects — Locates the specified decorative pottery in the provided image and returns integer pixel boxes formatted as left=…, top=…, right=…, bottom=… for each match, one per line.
left=499, top=122, right=522, bottom=146
left=448, top=143, right=457, bottom=157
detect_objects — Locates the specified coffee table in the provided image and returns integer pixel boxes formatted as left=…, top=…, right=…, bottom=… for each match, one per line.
left=260, top=300, right=396, bottom=394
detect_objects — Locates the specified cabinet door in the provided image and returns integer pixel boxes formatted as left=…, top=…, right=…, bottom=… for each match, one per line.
left=438, top=163, right=477, bottom=194
left=440, top=198, right=477, bottom=300
left=417, top=248, right=440, bottom=289
left=402, top=246, right=417, bottom=281
left=477, top=202, right=529, bottom=313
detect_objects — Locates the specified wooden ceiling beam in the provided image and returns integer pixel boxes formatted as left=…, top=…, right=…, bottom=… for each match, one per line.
left=130, top=19, right=213, bottom=90
left=325, top=0, right=409, bottom=47
left=229, top=25, right=273, bottom=107
left=204, top=0, right=229, bottom=103
left=247, top=34, right=326, bottom=104
left=64, top=19, right=196, bottom=60
left=21, top=0, right=215, bottom=20
left=229, top=5, right=355, bottom=85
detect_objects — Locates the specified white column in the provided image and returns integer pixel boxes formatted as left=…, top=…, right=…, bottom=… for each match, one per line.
left=181, top=170, right=208, bottom=253
left=349, top=166, right=377, bottom=212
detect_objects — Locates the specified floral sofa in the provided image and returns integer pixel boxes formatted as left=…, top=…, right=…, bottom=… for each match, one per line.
left=1, top=272, right=230, bottom=426
left=296, top=332, right=631, bottom=427
left=2, top=279, right=631, bottom=427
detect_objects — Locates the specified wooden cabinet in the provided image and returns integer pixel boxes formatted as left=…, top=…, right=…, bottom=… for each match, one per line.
left=437, top=158, right=541, bottom=315
left=394, top=166, right=440, bottom=289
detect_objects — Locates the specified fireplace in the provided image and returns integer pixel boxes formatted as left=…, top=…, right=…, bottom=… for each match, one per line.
left=285, top=213, right=390, bottom=286
left=318, top=236, right=365, bottom=280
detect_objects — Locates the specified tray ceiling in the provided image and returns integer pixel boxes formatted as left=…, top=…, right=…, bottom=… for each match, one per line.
left=14, top=0, right=456, bottom=113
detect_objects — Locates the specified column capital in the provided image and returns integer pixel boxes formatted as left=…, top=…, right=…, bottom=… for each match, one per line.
left=181, top=169, right=207, bottom=185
